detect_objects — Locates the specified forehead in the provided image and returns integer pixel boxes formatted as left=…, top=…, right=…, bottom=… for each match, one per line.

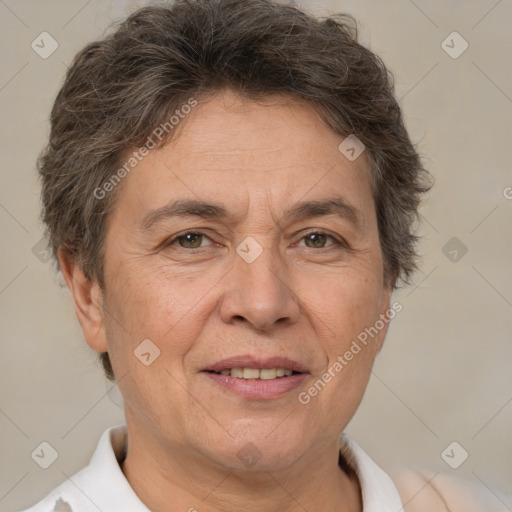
left=113, top=89, right=373, bottom=222
left=164, top=90, right=364, bottom=169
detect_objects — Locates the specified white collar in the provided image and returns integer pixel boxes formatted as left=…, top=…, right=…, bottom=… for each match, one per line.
left=339, top=433, right=404, bottom=511
left=23, top=424, right=403, bottom=511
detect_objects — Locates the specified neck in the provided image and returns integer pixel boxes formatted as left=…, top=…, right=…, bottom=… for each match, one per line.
left=120, top=425, right=362, bottom=512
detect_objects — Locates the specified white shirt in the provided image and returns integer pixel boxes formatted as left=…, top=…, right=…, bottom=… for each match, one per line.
left=19, top=423, right=404, bottom=512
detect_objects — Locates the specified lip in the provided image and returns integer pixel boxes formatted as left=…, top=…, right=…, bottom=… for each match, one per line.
left=203, top=372, right=308, bottom=399
left=202, top=355, right=309, bottom=374
left=201, top=355, right=310, bottom=400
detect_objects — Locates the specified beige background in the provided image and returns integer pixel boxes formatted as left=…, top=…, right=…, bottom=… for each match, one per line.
left=1, top=0, right=511, bottom=510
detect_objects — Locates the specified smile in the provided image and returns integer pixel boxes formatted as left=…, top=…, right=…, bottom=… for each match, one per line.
left=205, top=368, right=297, bottom=380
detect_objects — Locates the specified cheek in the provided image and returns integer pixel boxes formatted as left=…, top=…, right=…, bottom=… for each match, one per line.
left=104, top=263, right=219, bottom=370
left=107, top=263, right=180, bottom=330
left=306, top=270, right=383, bottom=336
left=304, top=270, right=385, bottom=392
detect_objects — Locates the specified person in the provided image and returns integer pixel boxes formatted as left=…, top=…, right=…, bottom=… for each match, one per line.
left=20, top=1, right=510, bottom=511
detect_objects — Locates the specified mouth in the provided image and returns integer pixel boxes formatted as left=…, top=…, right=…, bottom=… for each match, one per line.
left=203, top=367, right=301, bottom=380
left=201, top=356, right=309, bottom=399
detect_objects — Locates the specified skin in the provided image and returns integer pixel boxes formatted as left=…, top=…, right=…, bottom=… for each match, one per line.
left=60, top=89, right=392, bottom=512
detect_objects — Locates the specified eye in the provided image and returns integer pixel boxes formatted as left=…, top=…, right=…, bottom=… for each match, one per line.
left=299, top=232, right=337, bottom=249
left=167, top=232, right=213, bottom=249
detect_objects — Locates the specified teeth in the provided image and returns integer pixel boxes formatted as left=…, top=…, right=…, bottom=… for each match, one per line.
left=259, top=369, right=277, bottom=380
left=216, top=368, right=297, bottom=379
left=243, top=368, right=260, bottom=379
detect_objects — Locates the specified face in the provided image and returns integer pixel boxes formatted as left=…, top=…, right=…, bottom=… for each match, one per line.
left=78, top=89, right=392, bottom=471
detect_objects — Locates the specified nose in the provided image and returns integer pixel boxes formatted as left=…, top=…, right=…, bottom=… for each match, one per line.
left=219, top=245, right=301, bottom=332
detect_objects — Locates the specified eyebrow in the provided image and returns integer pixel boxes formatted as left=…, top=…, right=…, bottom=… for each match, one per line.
left=141, top=200, right=230, bottom=231
left=140, top=197, right=362, bottom=231
left=279, top=197, right=362, bottom=229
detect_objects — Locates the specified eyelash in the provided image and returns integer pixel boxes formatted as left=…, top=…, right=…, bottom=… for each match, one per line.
left=163, top=230, right=348, bottom=251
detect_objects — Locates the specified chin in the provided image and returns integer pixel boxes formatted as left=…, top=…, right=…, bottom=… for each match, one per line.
left=196, top=419, right=307, bottom=472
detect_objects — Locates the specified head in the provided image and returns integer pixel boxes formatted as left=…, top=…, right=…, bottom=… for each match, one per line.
left=40, top=0, right=431, bottom=471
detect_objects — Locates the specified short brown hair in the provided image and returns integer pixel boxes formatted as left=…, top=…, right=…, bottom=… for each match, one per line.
left=38, top=0, right=432, bottom=381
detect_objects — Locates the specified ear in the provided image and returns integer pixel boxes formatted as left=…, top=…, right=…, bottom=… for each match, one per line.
left=58, top=247, right=108, bottom=353
left=374, top=285, right=394, bottom=354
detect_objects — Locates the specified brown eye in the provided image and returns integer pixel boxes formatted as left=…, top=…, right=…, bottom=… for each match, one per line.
left=175, top=233, right=206, bottom=248
left=302, top=233, right=333, bottom=248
